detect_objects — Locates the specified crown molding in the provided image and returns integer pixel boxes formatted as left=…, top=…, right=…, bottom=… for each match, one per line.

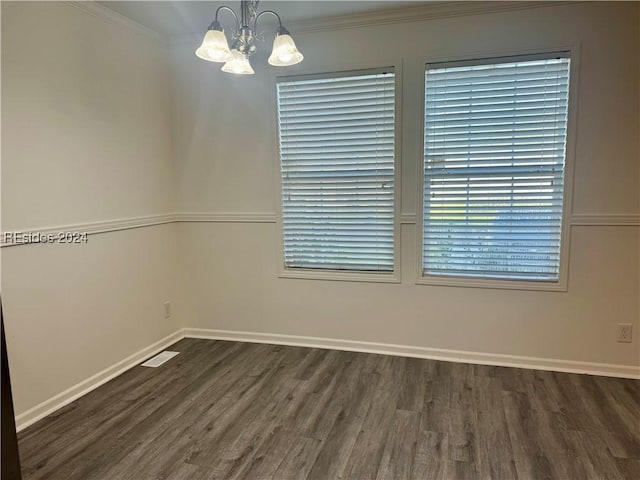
left=287, top=1, right=577, bottom=35
left=64, top=1, right=164, bottom=44
left=168, top=1, right=577, bottom=48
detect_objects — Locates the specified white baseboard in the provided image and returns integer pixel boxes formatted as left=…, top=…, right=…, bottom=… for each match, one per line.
left=184, top=328, right=640, bottom=380
left=15, top=327, right=639, bottom=431
left=15, top=330, right=185, bottom=432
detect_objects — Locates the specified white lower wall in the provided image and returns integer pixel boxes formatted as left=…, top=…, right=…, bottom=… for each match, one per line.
left=1, top=224, right=181, bottom=417
left=178, top=221, right=639, bottom=371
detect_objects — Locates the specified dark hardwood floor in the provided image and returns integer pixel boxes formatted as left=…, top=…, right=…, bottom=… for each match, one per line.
left=17, top=338, right=640, bottom=479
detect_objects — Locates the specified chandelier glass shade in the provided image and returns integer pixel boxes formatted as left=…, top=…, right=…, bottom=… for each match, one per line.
left=196, top=0, right=303, bottom=75
left=195, top=29, right=233, bottom=62
left=221, top=49, right=256, bottom=75
left=268, top=34, right=304, bottom=66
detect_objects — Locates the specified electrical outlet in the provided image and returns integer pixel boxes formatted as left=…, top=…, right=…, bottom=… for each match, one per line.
left=617, top=324, right=632, bottom=343
left=163, top=301, right=172, bottom=319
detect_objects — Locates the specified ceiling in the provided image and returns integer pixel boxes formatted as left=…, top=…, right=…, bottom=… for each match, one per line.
left=98, top=1, right=427, bottom=37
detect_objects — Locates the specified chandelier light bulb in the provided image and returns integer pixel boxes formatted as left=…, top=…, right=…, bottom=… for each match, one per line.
left=221, top=50, right=255, bottom=75
left=195, top=29, right=233, bottom=63
left=268, top=34, right=304, bottom=67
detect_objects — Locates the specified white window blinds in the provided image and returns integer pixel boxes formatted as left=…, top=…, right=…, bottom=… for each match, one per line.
left=422, top=54, right=570, bottom=281
left=277, top=69, right=396, bottom=272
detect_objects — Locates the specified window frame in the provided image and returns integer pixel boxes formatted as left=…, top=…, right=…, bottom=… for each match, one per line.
left=415, top=46, right=580, bottom=292
left=275, top=63, right=403, bottom=284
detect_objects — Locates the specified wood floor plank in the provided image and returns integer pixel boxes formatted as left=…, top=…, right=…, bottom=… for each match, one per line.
left=181, top=348, right=297, bottom=468
left=396, top=357, right=426, bottom=412
left=375, top=409, right=419, bottom=480
left=293, top=348, right=330, bottom=381
left=207, top=380, right=304, bottom=479
left=473, top=375, right=518, bottom=480
left=412, top=430, right=448, bottom=480
left=16, top=339, right=640, bottom=480
left=502, top=390, right=560, bottom=480
left=615, top=458, right=640, bottom=479
left=447, top=363, right=480, bottom=479
left=564, top=430, right=625, bottom=480
left=299, top=351, right=361, bottom=441
left=343, top=355, right=403, bottom=480
left=271, top=436, right=322, bottom=480
left=204, top=348, right=314, bottom=478
left=305, top=355, right=380, bottom=480
left=222, top=368, right=326, bottom=480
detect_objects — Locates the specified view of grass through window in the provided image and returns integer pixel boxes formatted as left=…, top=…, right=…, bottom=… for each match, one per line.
left=422, top=54, right=571, bottom=282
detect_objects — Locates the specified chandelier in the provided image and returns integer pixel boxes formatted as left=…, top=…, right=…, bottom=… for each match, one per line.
left=196, top=0, right=304, bottom=75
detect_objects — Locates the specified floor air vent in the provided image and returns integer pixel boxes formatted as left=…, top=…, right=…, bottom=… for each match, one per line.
left=141, top=351, right=179, bottom=367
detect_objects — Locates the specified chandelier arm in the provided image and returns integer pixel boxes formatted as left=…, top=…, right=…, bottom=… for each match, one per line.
left=253, top=10, right=284, bottom=34
left=213, top=6, right=240, bottom=32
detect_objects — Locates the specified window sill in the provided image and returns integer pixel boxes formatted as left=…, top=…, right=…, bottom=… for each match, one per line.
left=416, top=275, right=568, bottom=292
left=279, top=269, right=400, bottom=284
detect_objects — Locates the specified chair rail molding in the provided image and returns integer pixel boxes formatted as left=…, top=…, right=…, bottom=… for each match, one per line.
left=570, top=214, right=640, bottom=226
left=0, top=214, right=176, bottom=248
left=173, top=212, right=277, bottom=224
left=2, top=212, right=636, bottom=248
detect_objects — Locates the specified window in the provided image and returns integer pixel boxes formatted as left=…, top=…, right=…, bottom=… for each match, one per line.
left=421, top=53, right=571, bottom=285
left=277, top=69, right=397, bottom=276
